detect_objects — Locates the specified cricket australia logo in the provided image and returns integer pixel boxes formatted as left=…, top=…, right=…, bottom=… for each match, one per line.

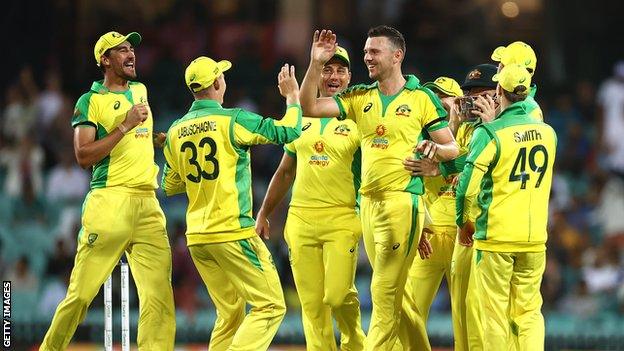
left=87, top=233, right=99, bottom=247
left=372, top=124, right=389, bottom=149
left=334, top=124, right=350, bottom=136
left=395, top=104, right=411, bottom=117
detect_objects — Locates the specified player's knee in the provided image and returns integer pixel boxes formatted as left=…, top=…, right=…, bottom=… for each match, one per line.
left=323, top=289, right=349, bottom=309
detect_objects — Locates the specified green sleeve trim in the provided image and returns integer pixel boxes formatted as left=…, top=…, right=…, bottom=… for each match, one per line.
left=425, top=118, right=449, bottom=132
left=235, top=107, right=301, bottom=144
left=71, top=92, right=94, bottom=128
left=333, top=95, right=347, bottom=121
left=90, top=122, right=111, bottom=189
left=418, top=86, right=448, bottom=119
left=283, top=147, right=296, bottom=158
left=74, top=121, right=97, bottom=128
left=440, top=153, right=467, bottom=177
left=455, top=127, right=493, bottom=227
left=455, top=162, right=474, bottom=227
left=287, top=103, right=301, bottom=109
left=351, top=147, right=362, bottom=206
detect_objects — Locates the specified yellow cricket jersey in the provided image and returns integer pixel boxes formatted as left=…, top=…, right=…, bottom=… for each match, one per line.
left=71, top=80, right=158, bottom=190
left=161, top=99, right=302, bottom=245
left=527, top=85, right=543, bottom=121
left=333, top=75, right=448, bottom=195
left=425, top=120, right=479, bottom=227
left=284, top=117, right=360, bottom=209
left=456, top=100, right=557, bottom=252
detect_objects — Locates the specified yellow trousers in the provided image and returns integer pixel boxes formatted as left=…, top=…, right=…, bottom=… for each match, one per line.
left=360, top=191, right=424, bottom=351
left=468, top=250, right=546, bottom=351
left=189, top=235, right=286, bottom=351
left=40, top=187, right=175, bottom=351
left=285, top=206, right=365, bottom=351
left=403, top=226, right=455, bottom=351
left=450, top=236, right=476, bottom=351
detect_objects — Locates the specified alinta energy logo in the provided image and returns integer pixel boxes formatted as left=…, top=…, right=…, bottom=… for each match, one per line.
left=372, top=124, right=389, bottom=149
left=135, top=127, right=150, bottom=139
left=309, top=141, right=329, bottom=166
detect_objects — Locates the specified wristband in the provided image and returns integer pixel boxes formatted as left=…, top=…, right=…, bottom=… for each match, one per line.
left=118, top=123, right=129, bottom=134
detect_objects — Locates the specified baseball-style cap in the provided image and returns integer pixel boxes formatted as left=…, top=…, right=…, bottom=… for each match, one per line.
left=492, top=64, right=532, bottom=94
left=94, top=31, right=142, bottom=65
left=423, top=77, right=463, bottom=97
left=330, top=46, right=350, bottom=68
left=460, top=64, right=498, bottom=90
left=185, top=56, right=232, bottom=93
left=491, top=41, right=537, bottom=75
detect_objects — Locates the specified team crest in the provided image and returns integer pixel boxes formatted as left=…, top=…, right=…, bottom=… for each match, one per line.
left=334, top=124, right=350, bottom=136
left=395, top=104, right=411, bottom=117
left=313, top=141, right=325, bottom=153
left=375, top=124, right=386, bottom=136
left=87, top=233, right=98, bottom=247
left=468, top=69, right=481, bottom=80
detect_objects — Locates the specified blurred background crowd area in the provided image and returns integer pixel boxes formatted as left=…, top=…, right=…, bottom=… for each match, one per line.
left=2, top=0, right=624, bottom=348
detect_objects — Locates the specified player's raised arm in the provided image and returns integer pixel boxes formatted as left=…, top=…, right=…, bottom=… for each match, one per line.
left=300, top=29, right=341, bottom=118
left=255, top=152, right=297, bottom=239
left=233, top=64, right=302, bottom=146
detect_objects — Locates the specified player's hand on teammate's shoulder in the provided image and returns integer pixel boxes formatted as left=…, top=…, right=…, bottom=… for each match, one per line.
left=255, top=214, right=270, bottom=240
left=277, top=63, right=300, bottom=101
left=310, top=29, right=337, bottom=65
left=403, top=157, right=440, bottom=177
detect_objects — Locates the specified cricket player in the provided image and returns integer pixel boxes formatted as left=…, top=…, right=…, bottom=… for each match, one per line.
left=489, top=41, right=543, bottom=122
left=161, top=57, right=301, bottom=351
left=299, top=26, right=459, bottom=350
left=403, top=65, right=500, bottom=351
left=456, top=64, right=556, bottom=351
left=400, top=76, right=463, bottom=351
left=255, top=47, right=365, bottom=351
left=40, top=31, right=175, bottom=350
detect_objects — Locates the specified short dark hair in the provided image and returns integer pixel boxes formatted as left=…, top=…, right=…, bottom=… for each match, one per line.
left=502, top=85, right=529, bottom=103
left=368, top=25, right=406, bottom=54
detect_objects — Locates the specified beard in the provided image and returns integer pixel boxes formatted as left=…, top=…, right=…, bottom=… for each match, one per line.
left=114, top=65, right=137, bottom=80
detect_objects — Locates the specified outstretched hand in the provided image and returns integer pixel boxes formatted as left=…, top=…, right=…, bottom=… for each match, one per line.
left=310, top=29, right=337, bottom=65
left=278, top=63, right=300, bottom=104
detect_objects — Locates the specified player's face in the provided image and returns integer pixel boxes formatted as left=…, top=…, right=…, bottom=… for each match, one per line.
left=364, top=37, right=400, bottom=80
left=319, top=60, right=350, bottom=97
left=106, top=41, right=137, bottom=80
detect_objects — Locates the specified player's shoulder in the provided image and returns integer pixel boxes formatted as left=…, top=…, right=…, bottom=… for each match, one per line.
left=337, top=83, right=376, bottom=98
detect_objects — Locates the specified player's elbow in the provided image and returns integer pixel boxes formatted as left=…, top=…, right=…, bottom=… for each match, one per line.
left=74, top=153, right=94, bottom=169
